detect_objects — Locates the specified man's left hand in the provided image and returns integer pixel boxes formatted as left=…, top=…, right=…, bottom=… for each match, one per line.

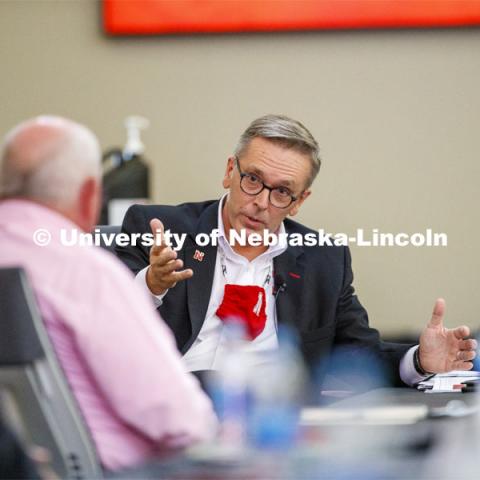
left=418, top=298, right=477, bottom=373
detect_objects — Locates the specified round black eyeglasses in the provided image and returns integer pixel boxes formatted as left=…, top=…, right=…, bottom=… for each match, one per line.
left=235, top=157, right=300, bottom=209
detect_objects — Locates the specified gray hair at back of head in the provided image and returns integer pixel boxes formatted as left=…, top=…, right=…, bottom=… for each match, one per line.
left=234, top=114, right=321, bottom=188
left=0, top=116, right=101, bottom=206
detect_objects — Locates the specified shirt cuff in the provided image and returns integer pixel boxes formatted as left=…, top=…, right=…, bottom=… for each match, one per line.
left=399, top=345, right=433, bottom=386
left=135, top=266, right=168, bottom=307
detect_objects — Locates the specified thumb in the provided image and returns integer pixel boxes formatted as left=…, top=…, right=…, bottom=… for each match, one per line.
left=428, top=298, right=445, bottom=328
left=150, top=218, right=164, bottom=246
left=150, top=218, right=164, bottom=235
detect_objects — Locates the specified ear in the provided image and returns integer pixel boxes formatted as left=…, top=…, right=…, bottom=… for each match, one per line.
left=77, top=177, right=101, bottom=231
left=288, top=190, right=311, bottom=217
left=222, top=157, right=236, bottom=189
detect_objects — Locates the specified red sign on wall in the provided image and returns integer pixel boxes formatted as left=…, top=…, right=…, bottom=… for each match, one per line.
left=104, top=0, right=480, bottom=35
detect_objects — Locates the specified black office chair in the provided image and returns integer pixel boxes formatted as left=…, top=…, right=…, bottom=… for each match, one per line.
left=0, top=267, right=102, bottom=479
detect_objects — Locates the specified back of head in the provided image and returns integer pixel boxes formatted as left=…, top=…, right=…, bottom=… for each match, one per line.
left=234, top=114, right=321, bottom=188
left=0, top=116, right=101, bottom=209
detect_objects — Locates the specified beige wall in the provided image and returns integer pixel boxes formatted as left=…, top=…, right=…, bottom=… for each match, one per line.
left=1, top=0, right=479, bottom=335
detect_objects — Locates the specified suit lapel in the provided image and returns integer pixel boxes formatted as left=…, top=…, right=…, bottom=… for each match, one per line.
left=273, top=245, right=304, bottom=330
left=183, top=201, right=219, bottom=351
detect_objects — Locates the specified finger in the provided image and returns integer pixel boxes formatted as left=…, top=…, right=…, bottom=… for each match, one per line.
left=150, top=242, right=167, bottom=258
left=150, top=218, right=165, bottom=246
left=452, top=360, right=473, bottom=371
left=156, top=259, right=184, bottom=276
left=459, top=339, right=477, bottom=351
left=428, top=298, right=445, bottom=327
left=151, top=247, right=177, bottom=265
left=171, top=269, right=194, bottom=283
left=158, top=268, right=193, bottom=290
left=452, top=325, right=470, bottom=340
left=456, top=350, right=476, bottom=362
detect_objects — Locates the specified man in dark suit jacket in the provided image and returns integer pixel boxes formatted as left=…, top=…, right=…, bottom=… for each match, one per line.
left=116, top=114, right=476, bottom=388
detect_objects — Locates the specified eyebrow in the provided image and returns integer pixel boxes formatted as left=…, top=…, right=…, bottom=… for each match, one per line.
left=248, top=166, right=295, bottom=189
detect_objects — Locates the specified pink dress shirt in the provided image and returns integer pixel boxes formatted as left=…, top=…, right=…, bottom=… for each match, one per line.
left=0, top=199, right=216, bottom=471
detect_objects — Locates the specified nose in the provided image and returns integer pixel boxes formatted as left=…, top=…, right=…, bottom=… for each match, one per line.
left=254, top=188, right=270, bottom=210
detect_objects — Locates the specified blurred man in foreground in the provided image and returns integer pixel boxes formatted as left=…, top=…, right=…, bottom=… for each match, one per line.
left=0, top=116, right=216, bottom=472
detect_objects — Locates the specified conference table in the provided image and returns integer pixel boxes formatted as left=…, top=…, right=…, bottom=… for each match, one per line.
left=111, top=388, right=480, bottom=480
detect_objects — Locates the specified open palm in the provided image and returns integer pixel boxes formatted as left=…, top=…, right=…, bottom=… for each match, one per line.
left=418, top=299, right=476, bottom=373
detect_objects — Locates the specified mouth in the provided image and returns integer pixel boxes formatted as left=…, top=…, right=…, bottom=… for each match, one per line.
left=243, top=214, right=265, bottom=229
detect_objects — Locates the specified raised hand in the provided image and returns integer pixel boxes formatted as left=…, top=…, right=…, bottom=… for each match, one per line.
left=418, top=298, right=477, bottom=373
left=146, top=218, right=193, bottom=296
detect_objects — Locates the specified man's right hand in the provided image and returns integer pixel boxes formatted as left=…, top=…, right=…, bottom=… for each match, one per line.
left=146, top=218, right=193, bottom=296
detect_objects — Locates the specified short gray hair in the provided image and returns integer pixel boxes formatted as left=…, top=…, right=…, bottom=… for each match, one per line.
left=234, top=114, right=321, bottom=188
left=0, top=116, right=101, bottom=206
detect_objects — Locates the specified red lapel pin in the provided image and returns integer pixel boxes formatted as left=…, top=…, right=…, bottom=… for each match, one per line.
left=193, top=250, right=205, bottom=262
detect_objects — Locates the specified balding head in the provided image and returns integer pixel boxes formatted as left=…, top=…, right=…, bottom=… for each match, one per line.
left=0, top=115, right=101, bottom=205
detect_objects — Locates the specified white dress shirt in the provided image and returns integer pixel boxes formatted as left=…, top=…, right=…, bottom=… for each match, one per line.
left=182, top=210, right=287, bottom=370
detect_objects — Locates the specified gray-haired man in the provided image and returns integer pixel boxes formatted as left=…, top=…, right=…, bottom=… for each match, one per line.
left=117, top=114, right=476, bottom=388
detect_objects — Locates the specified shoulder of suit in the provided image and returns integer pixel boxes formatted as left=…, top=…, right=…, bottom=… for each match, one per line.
left=283, top=217, right=316, bottom=235
left=127, top=199, right=218, bottom=233
left=283, top=217, right=347, bottom=261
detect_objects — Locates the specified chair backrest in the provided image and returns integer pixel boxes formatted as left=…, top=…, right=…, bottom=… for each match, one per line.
left=0, top=267, right=103, bottom=479
left=94, top=225, right=121, bottom=254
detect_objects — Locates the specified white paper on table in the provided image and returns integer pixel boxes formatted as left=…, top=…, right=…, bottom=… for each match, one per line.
left=418, top=370, right=479, bottom=393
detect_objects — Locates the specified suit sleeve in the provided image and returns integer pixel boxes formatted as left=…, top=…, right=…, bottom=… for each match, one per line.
left=115, top=204, right=151, bottom=275
left=334, top=247, right=413, bottom=386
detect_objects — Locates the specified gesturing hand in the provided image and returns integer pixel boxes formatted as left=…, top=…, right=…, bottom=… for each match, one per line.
left=418, top=298, right=477, bottom=374
left=146, top=218, right=193, bottom=296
